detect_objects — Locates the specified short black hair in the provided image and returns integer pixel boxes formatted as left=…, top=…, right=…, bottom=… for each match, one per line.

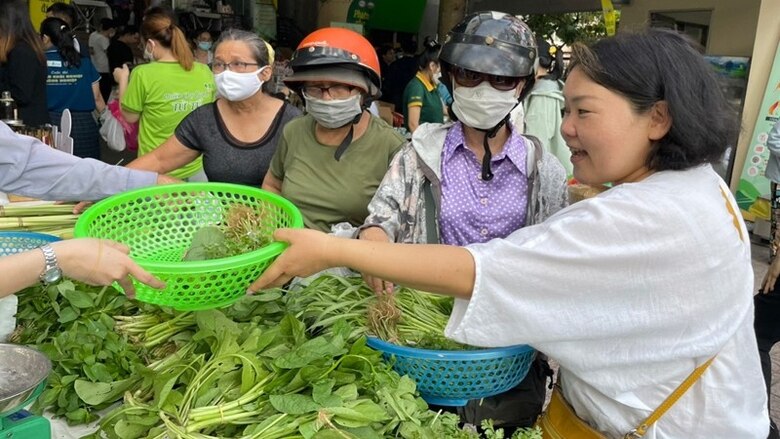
left=568, top=28, right=737, bottom=172
left=100, top=18, right=116, bottom=31
left=116, top=25, right=139, bottom=37
left=378, top=44, right=394, bottom=57
left=46, top=2, right=77, bottom=27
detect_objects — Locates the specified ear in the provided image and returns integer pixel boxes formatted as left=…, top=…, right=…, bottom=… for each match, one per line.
left=260, top=66, right=273, bottom=81
left=648, top=101, right=672, bottom=141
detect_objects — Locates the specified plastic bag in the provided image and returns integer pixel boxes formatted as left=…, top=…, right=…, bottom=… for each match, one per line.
left=107, top=100, right=139, bottom=152
left=99, top=106, right=126, bottom=152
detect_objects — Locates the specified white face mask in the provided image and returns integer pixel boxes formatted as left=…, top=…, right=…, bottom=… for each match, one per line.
left=432, top=71, right=442, bottom=84
left=305, top=94, right=363, bottom=129
left=452, top=82, right=519, bottom=130
left=214, top=67, right=266, bottom=102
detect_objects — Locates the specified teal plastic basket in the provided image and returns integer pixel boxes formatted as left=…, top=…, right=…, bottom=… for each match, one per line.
left=73, top=183, right=303, bottom=311
left=366, top=337, right=535, bottom=406
left=0, top=232, right=61, bottom=258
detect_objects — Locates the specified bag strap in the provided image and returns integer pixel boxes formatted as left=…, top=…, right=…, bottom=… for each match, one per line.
left=627, top=185, right=738, bottom=437
left=625, top=356, right=714, bottom=438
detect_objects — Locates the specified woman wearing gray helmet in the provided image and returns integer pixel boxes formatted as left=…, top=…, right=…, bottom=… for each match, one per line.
left=356, top=11, right=568, bottom=430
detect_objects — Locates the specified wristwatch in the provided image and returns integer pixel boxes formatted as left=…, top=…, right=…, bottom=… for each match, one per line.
left=39, top=244, right=62, bottom=285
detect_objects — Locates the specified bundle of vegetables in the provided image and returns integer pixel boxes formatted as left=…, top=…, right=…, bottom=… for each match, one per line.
left=287, top=275, right=469, bottom=350
left=10, top=281, right=142, bottom=423
left=11, top=276, right=540, bottom=438
left=183, top=204, right=275, bottom=261
left=94, top=311, right=479, bottom=439
left=0, top=201, right=79, bottom=238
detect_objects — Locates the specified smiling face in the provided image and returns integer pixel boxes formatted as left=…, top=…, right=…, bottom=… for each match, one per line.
left=561, top=67, right=670, bottom=186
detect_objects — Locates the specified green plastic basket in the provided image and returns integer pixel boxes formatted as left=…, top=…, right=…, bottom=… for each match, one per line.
left=73, top=183, right=303, bottom=310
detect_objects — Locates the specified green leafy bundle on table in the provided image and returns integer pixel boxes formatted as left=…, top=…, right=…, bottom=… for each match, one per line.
left=10, top=281, right=142, bottom=423
left=95, top=312, right=477, bottom=439
left=10, top=275, right=540, bottom=438
left=287, top=275, right=472, bottom=350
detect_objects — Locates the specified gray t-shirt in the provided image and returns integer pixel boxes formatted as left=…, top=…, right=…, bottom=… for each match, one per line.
left=175, top=101, right=301, bottom=186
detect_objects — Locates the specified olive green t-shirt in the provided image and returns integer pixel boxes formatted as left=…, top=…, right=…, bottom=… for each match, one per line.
left=269, top=114, right=405, bottom=232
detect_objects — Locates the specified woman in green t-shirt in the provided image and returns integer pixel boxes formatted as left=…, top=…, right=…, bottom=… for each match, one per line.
left=401, top=41, right=444, bottom=133
left=113, top=7, right=215, bottom=180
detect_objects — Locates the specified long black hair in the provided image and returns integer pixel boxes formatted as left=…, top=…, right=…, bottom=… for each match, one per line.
left=0, top=0, right=45, bottom=63
left=417, top=37, right=440, bottom=71
left=536, top=37, right=564, bottom=81
left=569, top=28, right=738, bottom=172
left=40, top=17, right=80, bottom=68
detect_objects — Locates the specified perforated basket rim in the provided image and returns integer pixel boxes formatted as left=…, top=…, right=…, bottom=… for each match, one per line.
left=72, top=182, right=304, bottom=272
left=365, top=336, right=534, bottom=360
left=0, top=231, right=63, bottom=245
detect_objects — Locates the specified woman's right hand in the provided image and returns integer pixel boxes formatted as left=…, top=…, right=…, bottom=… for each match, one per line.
left=51, top=238, right=165, bottom=298
left=762, top=255, right=780, bottom=294
left=113, top=64, right=130, bottom=84
left=358, top=227, right=394, bottom=294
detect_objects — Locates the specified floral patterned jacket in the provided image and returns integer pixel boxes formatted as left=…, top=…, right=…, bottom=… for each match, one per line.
left=358, top=122, right=568, bottom=244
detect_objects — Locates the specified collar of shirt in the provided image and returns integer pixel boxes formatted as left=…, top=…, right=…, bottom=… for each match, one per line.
left=415, top=71, right=435, bottom=92
left=441, top=122, right=528, bottom=177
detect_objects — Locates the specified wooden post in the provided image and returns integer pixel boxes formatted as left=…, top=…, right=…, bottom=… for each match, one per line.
left=438, top=0, right=467, bottom=40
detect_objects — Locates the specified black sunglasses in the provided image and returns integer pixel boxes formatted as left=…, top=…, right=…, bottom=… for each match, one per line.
left=451, top=67, right=523, bottom=91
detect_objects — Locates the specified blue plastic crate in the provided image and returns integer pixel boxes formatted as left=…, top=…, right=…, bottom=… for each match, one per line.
left=366, top=337, right=536, bottom=406
left=0, top=232, right=61, bottom=258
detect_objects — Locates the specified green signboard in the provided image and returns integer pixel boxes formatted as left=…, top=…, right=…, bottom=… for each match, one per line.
left=737, top=40, right=780, bottom=220
left=346, top=0, right=427, bottom=34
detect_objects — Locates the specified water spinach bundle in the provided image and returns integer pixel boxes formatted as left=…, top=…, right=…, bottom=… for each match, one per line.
left=183, top=204, right=275, bottom=261
left=288, top=275, right=471, bottom=350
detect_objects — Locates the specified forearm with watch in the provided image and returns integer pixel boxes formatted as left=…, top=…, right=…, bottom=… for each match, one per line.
left=0, top=243, right=61, bottom=297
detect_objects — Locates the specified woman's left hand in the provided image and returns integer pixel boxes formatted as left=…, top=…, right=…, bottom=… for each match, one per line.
left=247, top=228, right=334, bottom=292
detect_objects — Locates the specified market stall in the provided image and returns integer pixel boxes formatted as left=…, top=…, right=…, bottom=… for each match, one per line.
left=0, top=183, right=542, bottom=439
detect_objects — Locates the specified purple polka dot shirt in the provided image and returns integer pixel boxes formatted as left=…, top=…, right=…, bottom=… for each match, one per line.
left=439, top=123, right=528, bottom=246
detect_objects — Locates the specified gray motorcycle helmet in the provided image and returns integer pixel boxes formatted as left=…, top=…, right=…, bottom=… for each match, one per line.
left=439, top=11, right=537, bottom=78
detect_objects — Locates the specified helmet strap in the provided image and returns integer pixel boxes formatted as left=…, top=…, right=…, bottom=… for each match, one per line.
left=478, top=108, right=514, bottom=181
left=333, top=112, right=364, bottom=161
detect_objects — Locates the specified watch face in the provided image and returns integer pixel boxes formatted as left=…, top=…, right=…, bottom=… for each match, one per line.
left=42, top=267, right=62, bottom=284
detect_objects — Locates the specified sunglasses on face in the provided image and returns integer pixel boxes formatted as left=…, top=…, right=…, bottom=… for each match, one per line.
left=451, top=67, right=523, bottom=91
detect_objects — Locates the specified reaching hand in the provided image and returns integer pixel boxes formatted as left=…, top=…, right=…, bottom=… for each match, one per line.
left=51, top=238, right=165, bottom=298
left=247, top=228, right=334, bottom=293
left=113, top=64, right=130, bottom=84
left=358, top=227, right=394, bottom=294
left=72, top=200, right=93, bottom=214
left=762, top=256, right=780, bottom=294
left=156, top=174, right=181, bottom=185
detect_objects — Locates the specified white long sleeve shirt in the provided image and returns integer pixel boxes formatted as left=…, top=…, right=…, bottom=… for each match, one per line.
left=0, top=122, right=156, bottom=201
left=446, top=165, right=768, bottom=438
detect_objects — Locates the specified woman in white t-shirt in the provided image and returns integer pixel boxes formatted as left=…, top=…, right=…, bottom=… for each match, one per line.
left=248, top=27, right=769, bottom=438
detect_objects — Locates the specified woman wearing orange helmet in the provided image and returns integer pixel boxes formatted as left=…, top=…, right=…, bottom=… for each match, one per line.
left=262, top=27, right=405, bottom=233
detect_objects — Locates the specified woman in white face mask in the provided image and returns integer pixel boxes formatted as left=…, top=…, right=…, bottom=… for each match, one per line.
left=355, top=11, right=568, bottom=433
left=191, top=28, right=213, bottom=65
left=112, top=7, right=215, bottom=181
left=122, top=29, right=301, bottom=187
left=402, top=40, right=444, bottom=133
left=261, top=27, right=406, bottom=233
